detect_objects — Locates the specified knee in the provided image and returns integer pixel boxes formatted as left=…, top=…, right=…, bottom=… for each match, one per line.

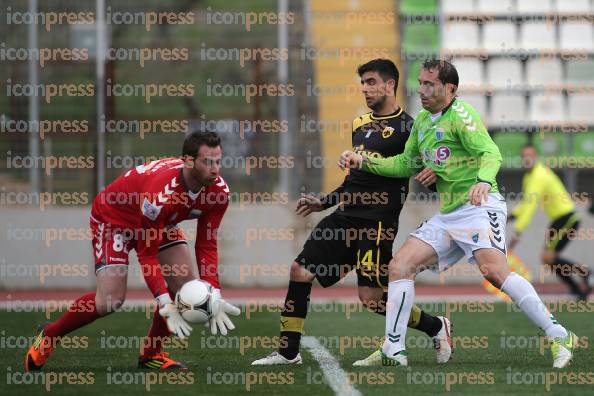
left=95, top=291, right=126, bottom=316
left=389, top=254, right=415, bottom=280
left=290, top=261, right=315, bottom=282
left=480, top=263, right=510, bottom=288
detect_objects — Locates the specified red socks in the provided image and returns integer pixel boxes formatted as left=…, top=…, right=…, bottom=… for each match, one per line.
left=141, top=306, right=171, bottom=357
left=44, top=292, right=100, bottom=338
left=42, top=291, right=173, bottom=358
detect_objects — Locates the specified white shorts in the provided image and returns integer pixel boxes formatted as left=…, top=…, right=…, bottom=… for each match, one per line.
left=411, top=193, right=508, bottom=272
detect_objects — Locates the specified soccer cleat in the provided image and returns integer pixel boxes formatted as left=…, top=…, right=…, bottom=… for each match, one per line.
left=353, top=349, right=382, bottom=366
left=354, top=349, right=408, bottom=366
left=25, top=325, right=55, bottom=371
left=251, top=351, right=302, bottom=365
left=381, top=350, right=408, bottom=366
left=138, top=352, right=187, bottom=370
left=432, top=316, right=453, bottom=364
left=551, top=330, right=578, bottom=369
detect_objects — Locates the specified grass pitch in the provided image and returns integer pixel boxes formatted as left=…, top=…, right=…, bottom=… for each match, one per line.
left=1, top=301, right=592, bottom=395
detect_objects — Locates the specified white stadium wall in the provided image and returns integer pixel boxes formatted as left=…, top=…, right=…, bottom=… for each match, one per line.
left=1, top=202, right=592, bottom=289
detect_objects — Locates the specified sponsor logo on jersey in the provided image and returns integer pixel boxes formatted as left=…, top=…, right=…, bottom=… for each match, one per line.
left=421, top=145, right=451, bottom=165
left=142, top=197, right=162, bottom=221
left=434, top=145, right=451, bottom=164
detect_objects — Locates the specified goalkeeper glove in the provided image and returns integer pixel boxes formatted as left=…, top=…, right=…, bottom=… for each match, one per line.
left=209, top=288, right=241, bottom=336
left=157, top=293, right=192, bottom=339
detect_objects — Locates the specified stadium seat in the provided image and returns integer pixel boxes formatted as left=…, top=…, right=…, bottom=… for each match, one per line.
left=451, top=58, right=483, bottom=88
left=406, top=93, right=423, bottom=117
left=403, top=23, right=440, bottom=53
left=490, top=94, right=527, bottom=125
left=536, top=133, right=567, bottom=159
left=442, top=22, right=480, bottom=51
left=568, top=94, right=594, bottom=124
left=566, top=60, right=594, bottom=85
left=517, top=0, right=553, bottom=14
left=555, top=0, right=591, bottom=13
left=406, top=60, right=423, bottom=92
left=441, top=0, right=475, bottom=14
left=486, top=58, right=523, bottom=89
left=476, top=0, right=515, bottom=13
left=529, top=94, right=565, bottom=123
left=525, top=58, right=563, bottom=86
left=401, top=0, right=438, bottom=15
left=493, top=132, right=529, bottom=166
left=574, top=132, right=594, bottom=159
left=520, top=23, right=557, bottom=50
left=459, top=94, right=488, bottom=122
left=483, top=22, right=518, bottom=52
left=559, top=22, right=594, bottom=51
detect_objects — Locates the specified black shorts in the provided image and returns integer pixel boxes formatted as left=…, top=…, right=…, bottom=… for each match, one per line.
left=295, top=212, right=396, bottom=288
left=545, top=211, right=580, bottom=253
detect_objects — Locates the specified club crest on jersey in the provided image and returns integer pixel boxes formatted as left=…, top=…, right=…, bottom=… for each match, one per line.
left=142, top=197, right=162, bottom=221
left=382, top=126, right=395, bottom=138
left=435, top=127, right=445, bottom=140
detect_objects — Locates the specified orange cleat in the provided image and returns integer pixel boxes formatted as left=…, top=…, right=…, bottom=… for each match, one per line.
left=25, top=325, right=55, bottom=371
left=138, top=352, right=187, bottom=370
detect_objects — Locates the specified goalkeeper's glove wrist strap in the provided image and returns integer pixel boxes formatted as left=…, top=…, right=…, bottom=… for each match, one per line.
left=156, top=293, right=172, bottom=307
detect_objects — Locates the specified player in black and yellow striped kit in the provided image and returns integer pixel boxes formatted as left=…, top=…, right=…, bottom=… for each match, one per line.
left=252, top=59, right=452, bottom=367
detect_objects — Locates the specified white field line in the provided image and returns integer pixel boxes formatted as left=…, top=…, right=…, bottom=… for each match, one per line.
left=302, top=335, right=362, bottom=396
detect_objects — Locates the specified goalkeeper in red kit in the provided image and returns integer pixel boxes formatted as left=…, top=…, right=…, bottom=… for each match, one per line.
left=25, top=131, right=240, bottom=371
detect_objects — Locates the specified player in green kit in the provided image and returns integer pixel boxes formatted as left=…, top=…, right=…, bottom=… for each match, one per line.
left=340, top=59, right=577, bottom=369
left=252, top=59, right=452, bottom=366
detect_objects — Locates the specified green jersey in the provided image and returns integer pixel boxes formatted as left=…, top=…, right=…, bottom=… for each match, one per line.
left=361, top=98, right=502, bottom=213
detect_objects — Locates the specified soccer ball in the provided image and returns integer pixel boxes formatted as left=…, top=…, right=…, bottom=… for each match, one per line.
left=175, top=279, right=214, bottom=324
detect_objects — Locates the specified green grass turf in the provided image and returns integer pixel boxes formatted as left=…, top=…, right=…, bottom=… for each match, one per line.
left=1, top=302, right=592, bottom=395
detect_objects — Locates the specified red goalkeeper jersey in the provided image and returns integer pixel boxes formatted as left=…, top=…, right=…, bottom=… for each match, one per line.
left=91, top=157, right=229, bottom=293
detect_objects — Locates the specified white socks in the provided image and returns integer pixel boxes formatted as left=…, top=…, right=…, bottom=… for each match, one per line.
left=501, top=272, right=568, bottom=338
left=383, top=279, right=415, bottom=356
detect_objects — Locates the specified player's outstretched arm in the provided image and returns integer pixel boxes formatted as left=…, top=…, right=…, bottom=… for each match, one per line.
left=338, top=130, right=421, bottom=178
left=296, top=193, right=324, bottom=217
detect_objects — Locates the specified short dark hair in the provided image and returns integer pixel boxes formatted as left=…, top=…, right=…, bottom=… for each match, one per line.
left=422, top=59, right=459, bottom=87
left=357, top=58, right=399, bottom=91
left=182, top=131, right=221, bottom=157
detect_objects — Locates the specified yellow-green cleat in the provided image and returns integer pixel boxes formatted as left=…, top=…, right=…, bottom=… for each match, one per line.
left=551, top=330, right=578, bottom=369
left=353, top=349, right=407, bottom=367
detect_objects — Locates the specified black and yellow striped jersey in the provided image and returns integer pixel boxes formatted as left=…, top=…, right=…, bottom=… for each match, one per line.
left=322, top=107, right=415, bottom=225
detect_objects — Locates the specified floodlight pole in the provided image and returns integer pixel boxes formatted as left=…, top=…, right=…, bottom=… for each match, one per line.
left=28, top=0, right=39, bottom=195
left=96, top=0, right=106, bottom=193
left=278, top=0, right=290, bottom=197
